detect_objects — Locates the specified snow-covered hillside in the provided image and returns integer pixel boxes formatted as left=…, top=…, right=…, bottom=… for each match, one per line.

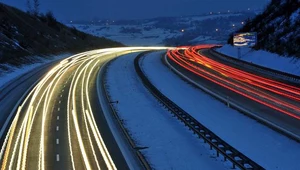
left=0, top=3, right=121, bottom=67
left=68, top=11, right=256, bottom=46
left=216, top=45, right=300, bottom=76
left=229, top=0, right=300, bottom=57
left=0, top=54, right=70, bottom=88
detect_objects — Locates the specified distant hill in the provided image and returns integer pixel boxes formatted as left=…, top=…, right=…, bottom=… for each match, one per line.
left=228, top=0, right=300, bottom=57
left=0, top=3, right=123, bottom=66
left=68, top=11, right=257, bottom=46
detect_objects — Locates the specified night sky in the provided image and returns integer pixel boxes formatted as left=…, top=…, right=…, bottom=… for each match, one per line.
left=1, top=0, right=269, bottom=21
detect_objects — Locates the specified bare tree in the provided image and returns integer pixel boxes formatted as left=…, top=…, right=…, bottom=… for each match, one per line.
left=33, top=0, right=39, bottom=16
left=26, top=0, right=32, bottom=14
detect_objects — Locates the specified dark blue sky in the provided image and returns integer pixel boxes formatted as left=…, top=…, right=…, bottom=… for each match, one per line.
left=1, top=0, right=269, bottom=21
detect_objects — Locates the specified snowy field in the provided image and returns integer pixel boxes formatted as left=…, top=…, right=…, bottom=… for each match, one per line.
left=216, top=45, right=300, bottom=76
left=0, top=54, right=70, bottom=89
left=70, top=23, right=225, bottom=46
left=68, top=13, right=246, bottom=46
left=105, top=53, right=230, bottom=169
left=140, top=51, right=300, bottom=170
left=70, top=24, right=180, bottom=46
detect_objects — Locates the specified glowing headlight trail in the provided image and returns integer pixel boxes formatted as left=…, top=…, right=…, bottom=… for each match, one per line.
left=8, top=110, right=28, bottom=170
left=72, top=59, right=93, bottom=169
left=68, top=56, right=93, bottom=170
left=19, top=57, right=80, bottom=170
left=81, top=59, right=101, bottom=170
left=85, top=58, right=118, bottom=170
left=20, top=106, right=33, bottom=170
left=0, top=107, right=21, bottom=170
left=1, top=75, right=51, bottom=170
left=72, top=109, right=92, bottom=170
left=16, top=110, right=29, bottom=170
left=1, top=47, right=171, bottom=170
left=71, top=53, right=117, bottom=170
left=2, top=53, right=91, bottom=170
left=38, top=57, right=84, bottom=170
left=84, top=56, right=118, bottom=169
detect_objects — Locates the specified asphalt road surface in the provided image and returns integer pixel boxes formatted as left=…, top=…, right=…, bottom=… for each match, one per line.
left=166, top=46, right=300, bottom=140
left=0, top=47, right=169, bottom=170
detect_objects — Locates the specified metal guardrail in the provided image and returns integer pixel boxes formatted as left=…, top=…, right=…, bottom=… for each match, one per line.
left=164, top=53, right=300, bottom=143
left=210, top=48, right=300, bottom=84
left=0, top=61, right=59, bottom=146
left=0, top=61, right=56, bottom=100
left=101, top=60, right=152, bottom=170
left=134, top=52, right=264, bottom=170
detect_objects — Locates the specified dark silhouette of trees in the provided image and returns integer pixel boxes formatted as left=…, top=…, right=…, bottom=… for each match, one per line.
left=227, top=0, right=300, bottom=57
left=33, top=0, right=40, bottom=16
left=26, top=0, right=32, bottom=14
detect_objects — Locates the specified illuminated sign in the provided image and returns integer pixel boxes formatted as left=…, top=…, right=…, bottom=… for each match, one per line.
left=233, top=32, right=257, bottom=47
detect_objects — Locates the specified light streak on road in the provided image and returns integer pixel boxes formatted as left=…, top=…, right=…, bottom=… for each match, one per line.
left=81, top=59, right=101, bottom=170
left=167, top=45, right=300, bottom=120
left=0, top=106, right=21, bottom=170
left=71, top=109, right=92, bottom=170
left=0, top=47, right=172, bottom=170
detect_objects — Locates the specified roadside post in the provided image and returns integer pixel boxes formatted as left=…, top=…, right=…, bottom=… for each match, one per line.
left=233, top=32, right=257, bottom=59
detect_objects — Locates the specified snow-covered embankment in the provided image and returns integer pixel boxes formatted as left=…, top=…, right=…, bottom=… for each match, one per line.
left=105, top=53, right=229, bottom=169
left=140, top=51, right=300, bottom=170
left=216, top=45, right=300, bottom=76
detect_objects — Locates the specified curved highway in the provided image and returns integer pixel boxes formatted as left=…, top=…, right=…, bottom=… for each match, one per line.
left=1, top=44, right=299, bottom=169
left=0, top=47, right=168, bottom=170
left=166, top=45, right=300, bottom=140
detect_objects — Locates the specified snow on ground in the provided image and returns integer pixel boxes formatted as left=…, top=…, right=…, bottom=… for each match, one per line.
left=216, top=45, right=300, bottom=76
left=140, top=51, right=300, bottom=170
left=105, top=53, right=230, bottom=169
left=0, top=54, right=70, bottom=89
left=290, top=8, right=300, bottom=24
left=179, top=13, right=242, bottom=25
left=190, top=36, right=212, bottom=43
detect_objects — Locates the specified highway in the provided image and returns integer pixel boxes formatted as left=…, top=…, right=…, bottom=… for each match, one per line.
left=166, top=45, right=300, bottom=140
left=0, top=47, right=168, bottom=170
left=1, top=44, right=298, bottom=169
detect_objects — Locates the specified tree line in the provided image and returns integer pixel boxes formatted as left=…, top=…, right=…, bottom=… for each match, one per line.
left=26, top=0, right=39, bottom=16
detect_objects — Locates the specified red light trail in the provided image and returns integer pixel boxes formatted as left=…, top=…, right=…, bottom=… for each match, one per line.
left=167, top=45, right=300, bottom=120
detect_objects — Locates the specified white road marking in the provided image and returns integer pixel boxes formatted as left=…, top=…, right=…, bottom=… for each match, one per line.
left=58, top=108, right=60, bottom=111
left=57, top=116, right=60, bottom=120
left=60, top=94, right=63, bottom=97
left=56, top=139, right=59, bottom=145
left=56, top=154, right=60, bottom=161
left=56, top=126, right=59, bottom=131
left=59, top=100, right=61, bottom=104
